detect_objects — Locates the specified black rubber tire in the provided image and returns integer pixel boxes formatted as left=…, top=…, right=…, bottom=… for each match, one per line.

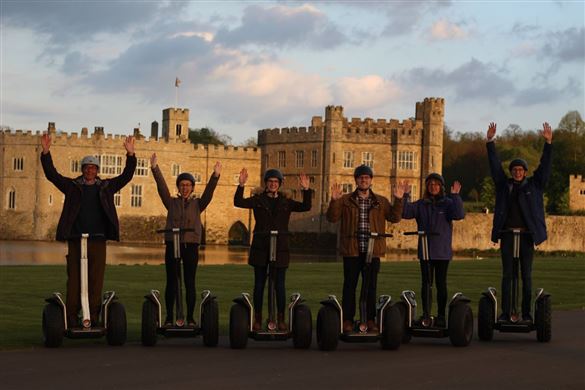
left=395, top=301, right=412, bottom=344
left=449, top=303, right=473, bottom=347
left=477, top=295, right=495, bottom=341
left=292, top=304, right=312, bottom=349
left=141, top=299, right=158, bottom=347
left=229, top=303, right=249, bottom=349
left=535, top=296, right=552, bottom=343
left=381, top=304, right=403, bottom=350
left=316, top=305, right=339, bottom=351
left=42, top=303, right=64, bottom=348
left=201, top=299, right=219, bottom=347
left=106, top=301, right=127, bottom=346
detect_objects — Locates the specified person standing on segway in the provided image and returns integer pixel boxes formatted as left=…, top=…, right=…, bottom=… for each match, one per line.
left=326, top=165, right=406, bottom=333
left=401, top=173, right=465, bottom=328
left=40, top=133, right=136, bottom=327
left=234, top=168, right=311, bottom=331
left=150, top=153, right=221, bottom=327
left=486, top=121, right=553, bottom=323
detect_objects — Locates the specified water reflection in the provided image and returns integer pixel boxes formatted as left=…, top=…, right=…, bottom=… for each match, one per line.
left=0, top=240, right=422, bottom=265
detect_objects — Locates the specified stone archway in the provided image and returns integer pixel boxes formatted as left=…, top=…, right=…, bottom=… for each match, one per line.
left=228, top=221, right=249, bottom=246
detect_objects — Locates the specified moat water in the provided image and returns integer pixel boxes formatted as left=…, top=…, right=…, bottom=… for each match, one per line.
left=0, top=240, right=424, bottom=265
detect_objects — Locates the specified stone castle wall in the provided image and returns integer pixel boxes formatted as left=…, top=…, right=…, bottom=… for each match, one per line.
left=569, top=174, right=585, bottom=211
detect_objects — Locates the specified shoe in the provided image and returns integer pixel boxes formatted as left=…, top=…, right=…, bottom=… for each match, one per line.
left=434, top=316, right=446, bottom=328
left=497, top=313, right=509, bottom=322
left=277, top=313, right=288, bottom=331
left=522, top=314, right=533, bottom=324
left=343, top=320, right=354, bottom=333
left=187, top=319, right=197, bottom=328
left=366, top=320, right=379, bottom=333
left=253, top=312, right=262, bottom=331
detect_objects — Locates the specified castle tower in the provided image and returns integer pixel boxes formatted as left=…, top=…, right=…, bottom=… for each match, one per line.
left=162, top=108, right=189, bottom=142
left=416, top=97, right=444, bottom=192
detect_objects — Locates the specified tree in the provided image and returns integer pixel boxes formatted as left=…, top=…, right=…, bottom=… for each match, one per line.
left=479, top=176, right=495, bottom=211
left=188, top=127, right=232, bottom=145
left=239, top=137, right=257, bottom=148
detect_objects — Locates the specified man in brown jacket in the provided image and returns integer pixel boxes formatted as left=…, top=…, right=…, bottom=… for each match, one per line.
left=326, top=165, right=406, bottom=333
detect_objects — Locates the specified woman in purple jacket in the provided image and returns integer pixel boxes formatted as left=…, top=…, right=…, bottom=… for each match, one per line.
left=402, top=173, right=465, bottom=327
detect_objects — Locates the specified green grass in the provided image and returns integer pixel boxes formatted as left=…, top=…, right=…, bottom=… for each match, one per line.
left=1, top=257, right=584, bottom=349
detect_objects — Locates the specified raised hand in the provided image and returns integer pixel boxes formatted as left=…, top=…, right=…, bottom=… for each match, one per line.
left=451, top=180, right=462, bottom=194
left=298, top=172, right=309, bottom=190
left=331, top=183, right=342, bottom=200
left=41, top=133, right=52, bottom=154
left=213, top=161, right=222, bottom=177
left=393, top=180, right=407, bottom=199
left=487, top=122, right=497, bottom=141
left=541, top=122, right=552, bottom=144
left=150, top=153, right=157, bottom=168
left=238, top=168, right=248, bottom=186
left=124, top=136, right=135, bottom=155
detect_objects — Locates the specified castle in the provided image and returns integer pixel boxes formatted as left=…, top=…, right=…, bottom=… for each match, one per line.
left=0, top=98, right=443, bottom=243
left=569, top=174, right=585, bottom=211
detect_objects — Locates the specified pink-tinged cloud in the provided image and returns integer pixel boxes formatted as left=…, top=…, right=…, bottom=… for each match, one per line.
left=429, top=20, right=468, bottom=40
left=333, top=75, right=401, bottom=110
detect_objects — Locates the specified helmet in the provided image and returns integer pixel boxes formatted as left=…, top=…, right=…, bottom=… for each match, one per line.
left=81, top=156, right=100, bottom=169
left=354, top=164, right=374, bottom=179
left=176, top=172, right=196, bottom=188
left=425, top=173, right=445, bottom=187
left=509, top=158, right=528, bottom=172
left=264, top=169, right=284, bottom=184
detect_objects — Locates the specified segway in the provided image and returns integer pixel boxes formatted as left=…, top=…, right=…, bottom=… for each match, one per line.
left=478, top=229, right=551, bottom=342
left=316, top=231, right=403, bottom=351
left=141, top=228, right=219, bottom=347
left=395, top=231, right=473, bottom=347
left=229, top=231, right=312, bottom=349
left=42, top=233, right=127, bottom=348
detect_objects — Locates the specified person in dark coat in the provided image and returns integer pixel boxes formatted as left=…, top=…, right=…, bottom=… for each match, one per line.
left=234, top=168, right=311, bottom=331
left=402, top=173, right=465, bottom=328
left=486, top=121, right=553, bottom=322
left=40, top=133, right=136, bottom=327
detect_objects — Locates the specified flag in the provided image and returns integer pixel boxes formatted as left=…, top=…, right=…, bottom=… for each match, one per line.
left=175, top=77, right=181, bottom=87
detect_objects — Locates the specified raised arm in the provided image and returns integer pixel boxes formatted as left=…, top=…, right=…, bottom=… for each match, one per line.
left=40, top=133, right=73, bottom=193
left=199, top=162, right=221, bottom=211
left=486, top=122, right=507, bottom=187
left=150, top=153, right=172, bottom=209
left=448, top=180, right=465, bottom=221
left=108, top=136, right=136, bottom=192
left=325, top=183, right=343, bottom=222
left=291, top=172, right=311, bottom=212
left=234, top=168, right=254, bottom=208
left=532, top=122, right=553, bottom=189
left=401, top=181, right=418, bottom=219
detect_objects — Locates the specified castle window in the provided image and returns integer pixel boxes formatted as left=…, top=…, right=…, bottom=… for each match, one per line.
left=175, top=124, right=182, bottom=136
left=135, top=158, right=149, bottom=177
left=7, top=188, right=16, bottom=209
left=172, top=163, right=181, bottom=177
left=411, top=184, right=418, bottom=201
left=234, top=174, right=241, bottom=185
left=295, top=151, right=304, bottom=168
left=194, top=173, right=202, bottom=184
left=431, top=155, right=435, bottom=168
left=292, top=189, right=298, bottom=199
left=100, top=154, right=123, bottom=175
left=342, top=183, right=353, bottom=194
left=398, top=151, right=417, bottom=170
left=278, top=151, right=286, bottom=168
left=13, top=157, right=24, bottom=171
left=130, top=185, right=142, bottom=207
left=71, top=159, right=81, bottom=174
left=343, top=151, right=354, bottom=168
left=49, top=194, right=53, bottom=206
left=362, top=152, right=374, bottom=167
left=309, top=176, right=315, bottom=185
left=311, top=150, right=318, bottom=167
left=114, top=191, right=121, bottom=207
left=264, top=154, right=269, bottom=168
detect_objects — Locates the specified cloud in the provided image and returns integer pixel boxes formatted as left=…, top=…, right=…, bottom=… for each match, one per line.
left=541, top=27, right=584, bottom=63
left=381, top=1, right=452, bottom=37
left=214, top=4, right=349, bottom=49
left=332, top=76, right=401, bottom=110
left=429, top=20, right=468, bottom=40
left=514, top=77, right=583, bottom=106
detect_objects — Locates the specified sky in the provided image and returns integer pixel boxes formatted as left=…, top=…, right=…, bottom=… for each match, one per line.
left=1, top=0, right=583, bottom=144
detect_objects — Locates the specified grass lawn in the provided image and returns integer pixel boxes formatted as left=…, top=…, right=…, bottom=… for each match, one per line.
left=1, top=256, right=583, bottom=349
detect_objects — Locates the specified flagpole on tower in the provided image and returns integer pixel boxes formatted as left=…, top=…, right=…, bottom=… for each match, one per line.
left=175, top=77, right=181, bottom=108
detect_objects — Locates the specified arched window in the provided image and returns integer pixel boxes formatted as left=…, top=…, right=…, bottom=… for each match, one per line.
left=7, top=188, right=16, bottom=209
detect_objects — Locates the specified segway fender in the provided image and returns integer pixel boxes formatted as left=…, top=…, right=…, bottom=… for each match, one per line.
left=449, top=292, right=471, bottom=306
left=45, top=293, right=68, bottom=330
left=535, top=288, right=551, bottom=301
left=144, top=290, right=163, bottom=328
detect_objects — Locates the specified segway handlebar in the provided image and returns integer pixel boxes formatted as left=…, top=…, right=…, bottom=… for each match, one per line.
left=156, top=228, right=196, bottom=234
left=355, top=231, right=394, bottom=238
left=403, top=231, right=439, bottom=236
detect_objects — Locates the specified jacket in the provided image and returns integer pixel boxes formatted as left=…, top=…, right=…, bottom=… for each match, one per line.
left=40, top=151, right=136, bottom=242
left=402, top=193, right=465, bottom=260
left=152, top=165, right=218, bottom=244
left=234, top=186, right=311, bottom=267
left=487, top=141, right=552, bottom=245
left=326, top=190, right=402, bottom=257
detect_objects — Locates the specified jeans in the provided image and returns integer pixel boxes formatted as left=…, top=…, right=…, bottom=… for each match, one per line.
left=342, top=254, right=381, bottom=322
left=165, top=242, right=199, bottom=322
left=500, top=232, right=534, bottom=316
left=419, top=260, right=450, bottom=318
left=253, top=265, right=287, bottom=316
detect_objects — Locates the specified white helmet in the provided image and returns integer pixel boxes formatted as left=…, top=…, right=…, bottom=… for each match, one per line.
left=81, top=155, right=100, bottom=169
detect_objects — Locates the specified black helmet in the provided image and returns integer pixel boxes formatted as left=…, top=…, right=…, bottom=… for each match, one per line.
left=425, top=173, right=445, bottom=187
left=264, top=169, right=284, bottom=184
left=176, top=172, right=196, bottom=188
left=509, top=158, right=528, bottom=172
left=354, top=164, right=374, bottom=179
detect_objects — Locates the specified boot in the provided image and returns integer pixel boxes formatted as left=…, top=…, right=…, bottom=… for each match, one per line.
left=253, top=312, right=262, bottom=331
left=277, top=313, right=288, bottom=331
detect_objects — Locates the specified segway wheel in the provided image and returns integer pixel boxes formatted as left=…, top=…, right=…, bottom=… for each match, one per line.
left=106, top=301, right=127, bottom=346
left=141, top=299, right=158, bottom=347
left=316, top=305, right=339, bottom=351
left=448, top=303, right=473, bottom=347
left=292, top=304, right=312, bottom=349
left=229, top=303, right=249, bottom=349
left=477, top=295, right=495, bottom=341
left=395, top=302, right=411, bottom=344
left=381, top=304, right=403, bottom=350
left=535, top=295, right=552, bottom=343
left=202, top=299, right=219, bottom=347
left=42, top=303, right=64, bottom=348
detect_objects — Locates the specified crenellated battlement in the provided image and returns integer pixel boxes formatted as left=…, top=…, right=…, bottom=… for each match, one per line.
left=258, top=126, right=325, bottom=144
